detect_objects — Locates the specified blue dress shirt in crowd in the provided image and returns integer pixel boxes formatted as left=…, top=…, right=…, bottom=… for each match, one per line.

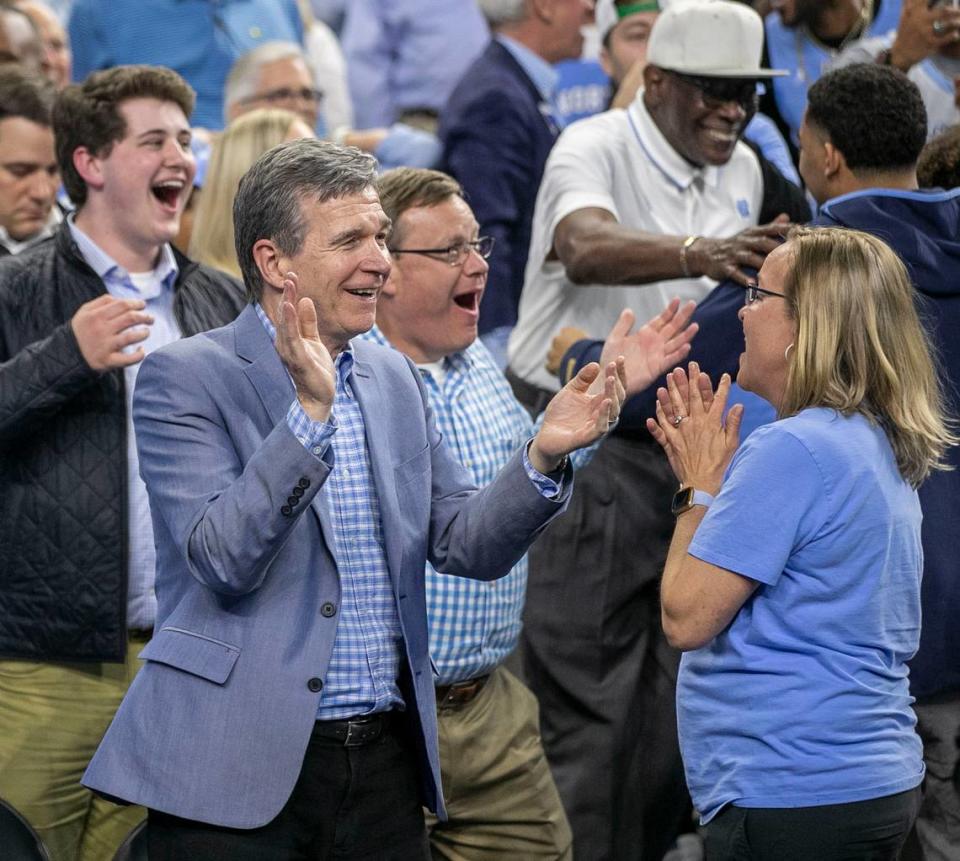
left=341, top=0, right=489, bottom=128
left=67, top=217, right=182, bottom=631
left=363, top=326, right=576, bottom=685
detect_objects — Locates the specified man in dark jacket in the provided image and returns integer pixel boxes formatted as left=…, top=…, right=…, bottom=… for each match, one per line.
left=0, top=65, right=244, bottom=861
left=558, top=62, right=960, bottom=860
left=438, top=0, right=593, bottom=367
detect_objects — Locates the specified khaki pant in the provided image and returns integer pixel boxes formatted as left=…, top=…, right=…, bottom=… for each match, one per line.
left=425, top=666, right=572, bottom=860
left=0, top=636, right=148, bottom=861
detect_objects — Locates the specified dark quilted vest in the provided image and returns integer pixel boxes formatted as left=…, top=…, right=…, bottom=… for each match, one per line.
left=0, top=225, right=245, bottom=661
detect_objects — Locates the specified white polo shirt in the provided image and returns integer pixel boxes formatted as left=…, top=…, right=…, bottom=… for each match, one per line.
left=508, top=93, right=764, bottom=391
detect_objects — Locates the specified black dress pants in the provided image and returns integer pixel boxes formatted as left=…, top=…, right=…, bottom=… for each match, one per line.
left=147, top=714, right=430, bottom=860
left=704, top=787, right=922, bottom=861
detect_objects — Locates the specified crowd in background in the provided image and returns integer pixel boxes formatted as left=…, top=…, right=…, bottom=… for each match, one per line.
left=1, top=1, right=960, bottom=860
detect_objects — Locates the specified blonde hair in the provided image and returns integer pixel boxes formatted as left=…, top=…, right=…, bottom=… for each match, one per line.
left=189, top=108, right=307, bottom=278
left=779, top=226, right=956, bottom=486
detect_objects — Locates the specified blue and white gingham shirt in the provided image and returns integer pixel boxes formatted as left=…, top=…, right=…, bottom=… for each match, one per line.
left=363, top=326, right=575, bottom=685
left=255, top=306, right=404, bottom=719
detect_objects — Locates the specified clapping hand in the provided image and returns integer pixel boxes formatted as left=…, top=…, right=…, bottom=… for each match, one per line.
left=597, top=300, right=698, bottom=397
left=274, top=272, right=336, bottom=422
left=529, top=359, right=627, bottom=473
left=646, top=362, right=742, bottom=492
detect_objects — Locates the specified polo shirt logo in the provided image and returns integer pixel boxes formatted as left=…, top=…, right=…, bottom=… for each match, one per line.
left=737, top=199, right=750, bottom=218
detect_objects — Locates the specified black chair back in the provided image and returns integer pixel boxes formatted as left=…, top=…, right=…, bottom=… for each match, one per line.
left=0, top=797, right=51, bottom=861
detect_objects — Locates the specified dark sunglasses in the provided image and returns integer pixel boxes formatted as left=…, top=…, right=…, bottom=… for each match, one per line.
left=666, top=71, right=759, bottom=110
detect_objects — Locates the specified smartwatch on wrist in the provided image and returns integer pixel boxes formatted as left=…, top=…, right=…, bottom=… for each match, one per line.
left=670, top=486, right=714, bottom=516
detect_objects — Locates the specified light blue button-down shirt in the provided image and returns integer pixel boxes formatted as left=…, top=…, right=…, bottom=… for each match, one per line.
left=496, top=34, right=563, bottom=132
left=67, top=218, right=181, bottom=630
left=341, top=0, right=489, bottom=128
left=362, top=326, right=575, bottom=685
left=255, top=304, right=404, bottom=719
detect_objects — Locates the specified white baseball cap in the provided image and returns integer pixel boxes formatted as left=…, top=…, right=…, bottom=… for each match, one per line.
left=595, top=0, right=663, bottom=43
left=647, top=0, right=787, bottom=78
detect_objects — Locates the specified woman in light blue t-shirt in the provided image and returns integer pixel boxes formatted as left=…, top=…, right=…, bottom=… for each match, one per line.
left=647, top=227, right=956, bottom=860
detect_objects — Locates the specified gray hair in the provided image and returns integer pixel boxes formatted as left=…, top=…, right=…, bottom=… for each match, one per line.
left=478, top=0, right=529, bottom=27
left=233, top=137, right=379, bottom=301
left=223, top=40, right=314, bottom=123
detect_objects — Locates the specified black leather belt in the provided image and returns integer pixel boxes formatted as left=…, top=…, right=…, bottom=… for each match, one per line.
left=435, top=674, right=490, bottom=710
left=127, top=627, right=153, bottom=640
left=313, top=712, right=395, bottom=747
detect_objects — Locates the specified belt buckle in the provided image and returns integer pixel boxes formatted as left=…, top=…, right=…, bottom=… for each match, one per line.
left=343, top=717, right=379, bottom=747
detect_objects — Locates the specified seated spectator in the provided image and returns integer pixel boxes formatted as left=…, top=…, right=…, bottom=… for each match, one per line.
left=224, top=41, right=440, bottom=169
left=189, top=107, right=314, bottom=277
left=15, top=0, right=70, bottom=89
left=648, top=225, right=953, bottom=860
left=0, top=1, right=44, bottom=72
left=829, top=0, right=960, bottom=139
left=0, top=64, right=59, bottom=256
left=918, top=121, right=960, bottom=185
left=68, top=0, right=305, bottom=129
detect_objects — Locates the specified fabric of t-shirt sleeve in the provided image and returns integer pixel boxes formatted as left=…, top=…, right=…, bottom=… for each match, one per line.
left=688, top=424, right=826, bottom=586
left=542, top=126, right=622, bottom=248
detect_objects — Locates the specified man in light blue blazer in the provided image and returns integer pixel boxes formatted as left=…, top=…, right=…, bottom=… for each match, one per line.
left=82, top=139, right=625, bottom=859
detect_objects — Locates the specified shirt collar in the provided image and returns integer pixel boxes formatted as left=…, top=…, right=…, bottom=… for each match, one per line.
left=495, top=34, right=559, bottom=102
left=0, top=205, right=62, bottom=255
left=627, top=93, right=721, bottom=191
left=67, top=214, right=178, bottom=296
left=254, top=301, right=355, bottom=379
left=366, top=323, right=474, bottom=380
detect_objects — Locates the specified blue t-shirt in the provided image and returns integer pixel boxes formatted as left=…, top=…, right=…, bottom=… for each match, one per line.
left=681, top=408, right=924, bottom=823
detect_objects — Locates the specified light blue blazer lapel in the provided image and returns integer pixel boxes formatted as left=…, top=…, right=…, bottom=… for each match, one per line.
left=350, top=355, right=406, bottom=594
left=234, top=305, right=337, bottom=551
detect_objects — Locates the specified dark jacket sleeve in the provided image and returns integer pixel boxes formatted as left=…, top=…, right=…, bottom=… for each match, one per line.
left=558, top=282, right=750, bottom=431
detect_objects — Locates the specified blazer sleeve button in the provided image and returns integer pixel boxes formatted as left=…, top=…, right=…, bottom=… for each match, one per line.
left=281, top=504, right=293, bottom=516
left=298, top=477, right=311, bottom=489
left=321, top=602, right=337, bottom=618
left=307, top=678, right=323, bottom=692
left=287, top=496, right=299, bottom=506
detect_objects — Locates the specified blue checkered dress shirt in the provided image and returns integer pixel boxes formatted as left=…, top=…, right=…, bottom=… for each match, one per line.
left=363, top=326, right=575, bottom=685
left=255, top=306, right=403, bottom=719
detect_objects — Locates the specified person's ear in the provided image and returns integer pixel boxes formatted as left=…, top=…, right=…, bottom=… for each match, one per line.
left=251, top=238, right=289, bottom=295
left=822, top=140, right=844, bottom=180
left=642, top=64, right=664, bottom=107
left=72, top=146, right=105, bottom=193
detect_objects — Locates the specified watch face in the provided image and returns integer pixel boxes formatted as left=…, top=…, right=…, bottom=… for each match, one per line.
left=671, top=486, right=695, bottom=516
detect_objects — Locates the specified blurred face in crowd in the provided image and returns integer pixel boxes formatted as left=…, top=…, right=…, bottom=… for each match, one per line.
left=544, top=0, right=594, bottom=63
left=0, top=115, right=58, bottom=241
left=737, top=242, right=796, bottom=407
left=797, top=111, right=831, bottom=205
left=233, top=56, right=320, bottom=130
left=16, top=1, right=71, bottom=89
left=600, top=10, right=659, bottom=87
left=769, top=0, right=826, bottom=29
left=0, top=8, right=44, bottom=73
left=644, top=66, right=758, bottom=167
left=378, top=195, right=488, bottom=364
left=263, top=187, right=392, bottom=355
left=76, top=98, right=195, bottom=268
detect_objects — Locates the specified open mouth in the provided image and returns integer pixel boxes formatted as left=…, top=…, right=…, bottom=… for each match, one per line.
left=345, top=287, right=378, bottom=300
left=151, top=180, right=184, bottom=208
left=453, top=291, right=480, bottom=312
